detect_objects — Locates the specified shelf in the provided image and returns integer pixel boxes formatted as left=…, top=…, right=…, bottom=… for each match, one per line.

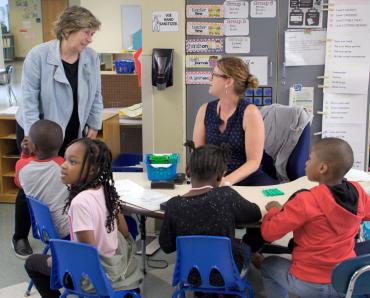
left=3, top=170, right=15, bottom=177
left=0, top=133, right=16, bottom=140
left=2, top=154, right=19, bottom=159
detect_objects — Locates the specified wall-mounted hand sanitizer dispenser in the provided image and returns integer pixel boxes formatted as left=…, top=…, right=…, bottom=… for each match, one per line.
left=152, top=48, right=173, bottom=90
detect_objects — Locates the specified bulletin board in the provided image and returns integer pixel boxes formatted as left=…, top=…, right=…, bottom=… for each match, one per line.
left=185, top=0, right=278, bottom=140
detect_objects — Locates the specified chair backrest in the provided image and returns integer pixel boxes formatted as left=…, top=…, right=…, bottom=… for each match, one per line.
left=50, top=239, right=114, bottom=297
left=261, top=123, right=310, bottom=181
left=27, top=196, right=60, bottom=244
left=172, top=236, right=244, bottom=291
left=286, top=123, right=310, bottom=180
left=332, top=254, right=370, bottom=297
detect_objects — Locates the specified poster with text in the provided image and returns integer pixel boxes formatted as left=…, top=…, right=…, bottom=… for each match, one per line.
left=224, top=18, right=249, bottom=36
left=225, top=36, right=250, bottom=54
left=224, top=1, right=249, bottom=18
left=152, top=11, right=179, bottom=32
left=288, top=0, right=323, bottom=28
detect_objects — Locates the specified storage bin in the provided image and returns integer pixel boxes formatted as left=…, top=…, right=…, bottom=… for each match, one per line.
left=145, top=153, right=179, bottom=181
left=114, top=60, right=135, bottom=74
left=112, top=153, right=143, bottom=172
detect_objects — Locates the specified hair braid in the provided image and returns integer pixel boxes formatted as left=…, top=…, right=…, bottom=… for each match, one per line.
left=63, top=138, right=120, bottom=233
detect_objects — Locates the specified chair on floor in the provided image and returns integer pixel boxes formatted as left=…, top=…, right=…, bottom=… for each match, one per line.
left=261, top=104, right=312, bottom=183
left=261, top=123, right=311, bottom=182
left=331, top=254, right=370, bottom=298
left=171, top=236, right=254, bottom=298
left=49, top=239, right=141, bottom=298
left=25, top=196, right=61, bottom=296
left=0, top=65, right=17, bottom=105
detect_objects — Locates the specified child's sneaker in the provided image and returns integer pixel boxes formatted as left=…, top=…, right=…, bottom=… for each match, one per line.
left=11, top=237, right=33, bottom=259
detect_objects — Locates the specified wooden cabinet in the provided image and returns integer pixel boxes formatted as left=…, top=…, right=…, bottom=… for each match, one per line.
left=0, top=116, right=18, bottom=203
left=97, top=112, right=120, bottom=159
left=0, top=112, right=120, bottom=203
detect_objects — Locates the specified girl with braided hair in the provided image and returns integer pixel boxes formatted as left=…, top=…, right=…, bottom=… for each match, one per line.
left=159, top=141, right=262, bottom=279
left=25, top=138, right=142, bottom=298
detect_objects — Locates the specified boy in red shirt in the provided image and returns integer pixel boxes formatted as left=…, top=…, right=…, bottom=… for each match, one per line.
left=261, top=138, right=370, bottom=298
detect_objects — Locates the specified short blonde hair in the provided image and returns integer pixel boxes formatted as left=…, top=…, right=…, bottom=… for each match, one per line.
left=217, top=57, right=259, bottom=97
left=53, top=6, right=101, bottom=41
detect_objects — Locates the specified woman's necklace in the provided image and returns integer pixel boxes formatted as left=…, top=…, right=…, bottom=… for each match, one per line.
left=189, top=185, right=214, bottom=191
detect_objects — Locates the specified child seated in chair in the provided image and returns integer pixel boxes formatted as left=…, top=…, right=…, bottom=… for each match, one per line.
left=260, top=138, right=370, bottom=298
left=15, top=119, right=69, bottom=240
left=25, top=138, right=143, bottom=298
left=159, top=141, right=262, bottom=294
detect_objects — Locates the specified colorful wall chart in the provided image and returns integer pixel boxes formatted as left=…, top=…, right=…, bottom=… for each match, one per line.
left=186, top=55, right=221, bottom=68
left=186, top=5, right=224, bottom=18
left=187, top=22, right=224, bottom=36
left=186, top=38, right=224, bottom=53
left=186, top=71, right=212, bottom=85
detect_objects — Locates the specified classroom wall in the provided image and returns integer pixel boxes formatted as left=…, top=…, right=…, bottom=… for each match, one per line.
left=81, top=0, right=186, bottom=168
left=9, top=0, right=43, bottom=58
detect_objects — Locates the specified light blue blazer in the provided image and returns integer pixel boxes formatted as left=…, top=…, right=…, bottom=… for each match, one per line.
left=16, top=39, right=103, bottom=136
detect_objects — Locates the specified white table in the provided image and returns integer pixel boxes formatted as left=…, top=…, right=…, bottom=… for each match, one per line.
left=114, top=172, right=370, bottom=273
left=113, top=172, right=319, bottom=273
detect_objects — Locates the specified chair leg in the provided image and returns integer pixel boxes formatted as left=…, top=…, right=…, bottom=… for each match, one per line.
left=24, top=281, right=33, bottom=296
left=172, top=289, right=182, bottom=298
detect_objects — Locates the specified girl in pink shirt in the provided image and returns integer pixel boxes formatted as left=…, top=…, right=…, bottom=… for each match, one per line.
left=25, top=138, right=142, bottom=298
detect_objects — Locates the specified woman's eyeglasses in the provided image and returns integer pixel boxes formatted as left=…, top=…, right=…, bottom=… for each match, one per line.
left=211, top=72, right=229, bottom=79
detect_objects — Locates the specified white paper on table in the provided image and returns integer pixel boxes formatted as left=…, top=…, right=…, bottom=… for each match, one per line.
left=224, top=18, right=249, bottom=36
left=250, top=0, right=276, bottom=18
left=285, top=30, right=326, bottom=66
left=289, top=87, right=314, bottom=114
left=115, top=179, right=171, bottom=211
left=238, top=56, right=268, bottom=86
left=225, top=36, right=250, bottom=54
left=345, top=169, right=370, bottom=182
left=224, top=1, right=249, bottom=19
left=324, top=63, right=370, bottom=95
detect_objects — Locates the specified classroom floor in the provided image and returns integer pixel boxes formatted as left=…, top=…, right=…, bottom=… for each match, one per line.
left=0, top=60, right=295, bottom=298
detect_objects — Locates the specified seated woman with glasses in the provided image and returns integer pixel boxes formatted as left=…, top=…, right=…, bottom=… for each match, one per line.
left=193, top=57, right=276, bottom=186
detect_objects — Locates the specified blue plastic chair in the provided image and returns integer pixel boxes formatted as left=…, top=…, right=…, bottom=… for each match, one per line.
left=332, top=254, right=370, bottom=298
left=25, top=196, right=61, bottom=296
left=49, top=239, right=141, bottom=298
left=171, top=236, right=254, bottom=298
left=262, top=124, right=311, bottom=181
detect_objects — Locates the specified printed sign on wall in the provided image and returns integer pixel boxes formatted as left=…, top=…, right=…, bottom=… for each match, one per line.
left=186, top=5, right=224, bottom=18
left=225, top=36, right=250, bottom=53
left=224, top=1, right=249, bottom=18
left=250, top=0, right=276, bottom=18
left=187, top=22, right=224, bottom=36
left=224, top=18, right=249, bottom=36
left=186, top=55, right=221, bottom=68
left=186, top=71, right=212, bottom=85
left=152, top=11, right=179, bottom=32
left=186, top=38, right=224, bottom=53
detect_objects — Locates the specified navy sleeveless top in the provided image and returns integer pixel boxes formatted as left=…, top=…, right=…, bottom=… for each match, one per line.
left=205, top=99, right=249, bottom=174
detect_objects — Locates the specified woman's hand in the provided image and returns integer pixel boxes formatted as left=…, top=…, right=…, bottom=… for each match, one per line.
left=87, top=127, right=98, bottom=139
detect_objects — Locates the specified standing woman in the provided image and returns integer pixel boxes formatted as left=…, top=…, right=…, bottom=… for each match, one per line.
left=12, top=6, right=103, bottom=258
left=193, top=57, right=276, bottom=186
